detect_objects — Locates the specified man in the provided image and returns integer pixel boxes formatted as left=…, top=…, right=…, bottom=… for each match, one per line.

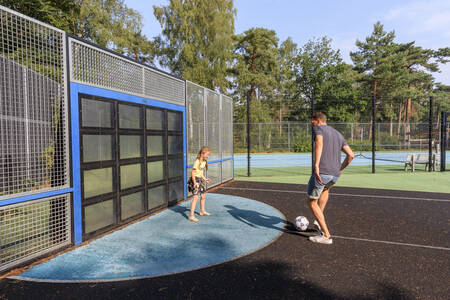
left=307, top=112, right=354, bottom=244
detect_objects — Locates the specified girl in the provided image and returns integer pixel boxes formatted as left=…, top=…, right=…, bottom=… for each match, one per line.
left=187, top=146, right=212, bottom=222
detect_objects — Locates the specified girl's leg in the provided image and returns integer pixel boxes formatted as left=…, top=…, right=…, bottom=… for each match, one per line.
left=200, top=193, right=210, bottom=216
left=189, top=194, right=199, bottom=222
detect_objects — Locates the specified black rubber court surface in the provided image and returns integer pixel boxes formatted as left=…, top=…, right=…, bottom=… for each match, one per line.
left=1, top=181, right=449, bottom=299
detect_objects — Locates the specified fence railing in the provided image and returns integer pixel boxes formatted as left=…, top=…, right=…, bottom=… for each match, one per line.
left=234, top=122, right=446, bottom=154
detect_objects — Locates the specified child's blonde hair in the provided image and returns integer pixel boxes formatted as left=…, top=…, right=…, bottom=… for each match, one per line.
left=196, top=146, right=210, bottom=170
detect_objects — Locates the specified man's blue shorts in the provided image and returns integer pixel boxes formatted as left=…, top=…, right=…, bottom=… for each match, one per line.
left=307, top=174, right=339, bottom=199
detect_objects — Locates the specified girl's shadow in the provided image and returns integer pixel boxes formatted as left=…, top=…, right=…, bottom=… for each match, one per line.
left=170, top=206, right=197, bottom=219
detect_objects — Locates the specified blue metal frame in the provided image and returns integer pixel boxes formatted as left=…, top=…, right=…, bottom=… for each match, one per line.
left=187, top=157, right=233, bottom=169
left=70, top=82, right=186, bottom=245
left=0, top=188, right=74, bottom=206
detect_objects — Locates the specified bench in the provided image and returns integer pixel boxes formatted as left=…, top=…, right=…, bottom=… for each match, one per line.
left=404, top=153, right=438, bottom=172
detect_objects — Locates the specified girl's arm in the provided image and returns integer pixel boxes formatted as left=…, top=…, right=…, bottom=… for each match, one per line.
left=191, top=168, right=197, bottom=186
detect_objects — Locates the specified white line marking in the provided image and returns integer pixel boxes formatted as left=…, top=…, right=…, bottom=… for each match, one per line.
left=332, top=235, right=450, bottom=251
left=218, top=187, right=450, bottom=202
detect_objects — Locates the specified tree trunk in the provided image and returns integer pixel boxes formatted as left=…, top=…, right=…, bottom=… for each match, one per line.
left=405, top=82, right=413, bottom=145
left=406, top=97, right=411, bottom=144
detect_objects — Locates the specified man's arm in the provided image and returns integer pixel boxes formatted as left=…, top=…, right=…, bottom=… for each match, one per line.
left=340, top=145, right=354, bottom=172
left=314, top=135, right=323, bottom=182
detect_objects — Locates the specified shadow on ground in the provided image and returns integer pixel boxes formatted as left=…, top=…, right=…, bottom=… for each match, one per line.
left=224, top=204, right=285, bottom=231
left=0, top=259, right=414, bottom=300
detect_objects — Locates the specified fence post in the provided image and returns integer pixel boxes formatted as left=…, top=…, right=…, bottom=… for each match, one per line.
left=372, top=93, right=376, bottom=174
left=441, top=111, right=447, bottom=171
left=247, top=92, right=251, bottom=177
left=258, top=123, right=261, bottom=152
left=351, top=123, right=354, bottom=143
left=311, top=94, right=315, bottom=174
left=429, top=96, right=433, bottom=172
left=288, top=122, right=291, bottom=152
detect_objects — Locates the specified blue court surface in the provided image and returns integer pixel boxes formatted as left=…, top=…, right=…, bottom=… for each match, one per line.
left=16, top=194, right=285, bottom=282
left=233, top=152, right=450, bottom=168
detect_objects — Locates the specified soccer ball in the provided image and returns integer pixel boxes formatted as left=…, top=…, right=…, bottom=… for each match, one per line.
left=295, top=216, right=309, bottom=231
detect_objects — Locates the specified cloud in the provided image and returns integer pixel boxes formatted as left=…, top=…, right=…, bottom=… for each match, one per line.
left=433, top=63, right=450, bottom=85
left=384, top=0, right=450, bottom=36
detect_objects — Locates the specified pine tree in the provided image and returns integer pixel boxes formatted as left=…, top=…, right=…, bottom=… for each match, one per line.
left=154, top=0, right=236, bottom=91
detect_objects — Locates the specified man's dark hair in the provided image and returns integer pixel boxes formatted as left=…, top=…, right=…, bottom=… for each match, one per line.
left=312, top=112, right=327, bottom=122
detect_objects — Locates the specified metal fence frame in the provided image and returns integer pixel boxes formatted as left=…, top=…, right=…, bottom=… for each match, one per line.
left=68, top=37, right=185, bottom=106
left=0, top=5, right=70, bottom=201
left=0, top=193, right=72, bottom=272
left=186, top=81, right=234, bottom=189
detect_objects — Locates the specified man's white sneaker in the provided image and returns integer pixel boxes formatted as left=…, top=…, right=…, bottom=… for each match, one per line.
left=313, top=220, right=322, bottom=232
left=309, top=234, right=333, bottom=245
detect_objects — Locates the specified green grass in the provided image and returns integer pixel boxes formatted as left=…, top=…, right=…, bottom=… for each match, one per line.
left=235, top=164, right=450, bottom=193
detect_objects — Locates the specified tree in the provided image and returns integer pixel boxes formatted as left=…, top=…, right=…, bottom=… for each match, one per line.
left=0, top=0, right=76, bottom=32
left=154, top=0, right=235, bottom=91
left=231, top=27, right=279, bottom=123
left=293, top=37, right=361, bottom=122
left=276, top=38, right=298, bottom=122
left=1, top=0, right=155, bottom=64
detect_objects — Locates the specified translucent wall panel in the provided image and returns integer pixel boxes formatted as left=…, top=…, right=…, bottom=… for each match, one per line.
left=84, top=168, right=113, bottom=198
left=82, top=135, right=112, bottom=162
left=120, top=135, right=142, bottom=159
left=146, top=109, right=164, bottom=130
left=206, top=90, right=221, bottom=161
left=168, top=111, right=182, bottom=131
left=168, top=135, right=183, bottom=154
left=120, top=164, right=142, bottom=189
left=148, top=185, right=166, bottom=210
left=147, top=135, right=164, bottom=156
left=84, top=199, right=114, bottom=234
left=186, top=82, right=205, bottom=165
left=147, top=161, right=164, bottom=183
left=81, top=99, right=112, bottom=128
left=169, top=158, right=184, bottom=178
left=121, top=191, right=144, bottom=220
left=119, top=104, right=141, bottom=129
left=169, top=180, right=183, bottom=202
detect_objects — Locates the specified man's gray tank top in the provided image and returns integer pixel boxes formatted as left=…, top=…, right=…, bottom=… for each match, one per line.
left=313, top=125, right=347, bottom=177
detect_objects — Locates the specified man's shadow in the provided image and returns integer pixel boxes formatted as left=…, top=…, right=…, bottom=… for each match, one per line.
left=224, top=205, right=288, bottom=232
left=284, top=221, right=318, bottom=238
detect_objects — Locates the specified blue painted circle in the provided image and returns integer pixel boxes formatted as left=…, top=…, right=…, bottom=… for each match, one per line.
left=17, top=194, right=285, bottom=281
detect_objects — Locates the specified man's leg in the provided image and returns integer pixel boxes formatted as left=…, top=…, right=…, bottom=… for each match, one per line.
left=318, top=188, right=330, bottom=212
left=308, top=197, right=331, bottom=238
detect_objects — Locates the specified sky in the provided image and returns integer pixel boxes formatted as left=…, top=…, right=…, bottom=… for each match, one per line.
left=124, top=0, right=450, bottom=85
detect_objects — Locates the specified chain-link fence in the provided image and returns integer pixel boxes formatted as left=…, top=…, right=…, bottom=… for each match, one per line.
left=0, top=5, right=71, bottom=272
left=186, top=81, right=233, bottom=189
left=234, top=121, right=447, bottom=176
